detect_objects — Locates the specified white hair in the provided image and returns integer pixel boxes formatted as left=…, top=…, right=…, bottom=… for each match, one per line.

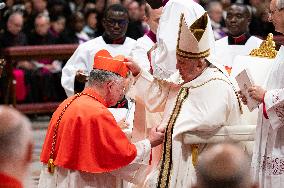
left=87, top=69, right=123, bottom=87
left=276, top=0, right=284, bottom=10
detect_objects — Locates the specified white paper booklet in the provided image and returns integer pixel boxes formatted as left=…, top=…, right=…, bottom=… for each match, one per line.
left=235, top=69, right=260, bottom=111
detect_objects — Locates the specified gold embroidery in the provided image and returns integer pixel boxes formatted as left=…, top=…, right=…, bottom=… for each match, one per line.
left=176, top=13, right=210, bottom=59
left=190, top=12, right=208, bottom=41
left=176, top=48, right=210, bottom=59
left=191, top=144, right=199, bottom=167
left=157, top=87, right=189, bottom=188
left=249, top=33, right=277, bottom=59
left=156, top=76, right=242, bottom=187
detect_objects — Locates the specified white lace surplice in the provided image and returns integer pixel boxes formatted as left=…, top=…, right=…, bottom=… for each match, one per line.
left=251, top=46, right=284, bottom=188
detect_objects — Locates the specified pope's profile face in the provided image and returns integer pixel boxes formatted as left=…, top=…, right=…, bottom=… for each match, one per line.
left=103, top=10, right=129, bottom=40
left=145, top=0, right=163, bottom=9
left=225, top=5, right=250, bottom=36
left=176, top=56, right=201, bottom=83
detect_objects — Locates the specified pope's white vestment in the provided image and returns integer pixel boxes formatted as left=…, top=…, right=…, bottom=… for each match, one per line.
left=215, top=36, right=263, bottom=68
left=150, top=0, right=215, bottom=79
left=132, top=65, right=243, bottom=188
left=130, top=34, right=154, bottom=72
left=61, top=36, right=136, bottom=97
left=251, top=46, right=284, bottom=188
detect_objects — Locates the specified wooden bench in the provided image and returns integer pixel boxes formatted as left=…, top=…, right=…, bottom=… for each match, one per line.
left=2, top=44, right=78, bottom=114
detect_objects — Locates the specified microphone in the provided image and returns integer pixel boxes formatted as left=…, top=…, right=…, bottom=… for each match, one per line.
left=0, top=2, right=5, bottom=9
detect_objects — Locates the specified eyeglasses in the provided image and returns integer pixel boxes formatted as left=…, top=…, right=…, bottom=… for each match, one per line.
left=105, top=18, right=129, bottom=26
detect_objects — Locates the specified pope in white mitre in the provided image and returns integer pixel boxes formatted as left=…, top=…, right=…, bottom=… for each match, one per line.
left=127, top=11, right=244, bottom=188
left=145, top=0, right=216, bottom=79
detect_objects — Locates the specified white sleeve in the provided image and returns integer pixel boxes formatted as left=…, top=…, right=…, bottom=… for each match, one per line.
left=109, top=139, right=151, bottom=184
left=264, top=89, right=284, bottom=129
left=128, top=70, right=171, bottom=113
left=61, top=45, right=89, bottom=97
left=130, top=41, right=151, bottom=72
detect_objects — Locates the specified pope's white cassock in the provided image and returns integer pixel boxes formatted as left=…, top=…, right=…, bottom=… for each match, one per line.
left=150, top=0, right=215, bottom=79
left=61, top=36, right=136, bottom=97
left=215, top=35, right=262, bottom=69
left=130, top=13, right=244, bottom=188
left=252, top=46, right=284, bottom=188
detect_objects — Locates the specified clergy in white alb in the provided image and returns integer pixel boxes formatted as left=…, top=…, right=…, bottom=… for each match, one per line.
left=61, top=4, right=136, bottom=133
left=61, top=4, right=136, bottom=97
left=240, top=1, right=284, bottom=186
left=250, top=46, right=284, bottom=188
left=127, top=12, right=244, bottom=188
left=215, top=3, right=262, bottom=72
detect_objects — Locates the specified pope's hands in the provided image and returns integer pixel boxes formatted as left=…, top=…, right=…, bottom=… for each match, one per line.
left=75, top=70, right=88, bottom=83
left=148, top=126, right=165, bottom=148
left=125, top=58, right=141, bottom=77
left=117, top=118, right=129, bottom=129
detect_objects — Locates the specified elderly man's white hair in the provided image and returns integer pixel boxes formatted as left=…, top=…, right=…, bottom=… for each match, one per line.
left=276, top=0, right=284, bottom=10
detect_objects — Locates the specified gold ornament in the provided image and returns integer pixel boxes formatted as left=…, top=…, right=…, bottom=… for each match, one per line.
left=249, top=33, right=277, bottom=59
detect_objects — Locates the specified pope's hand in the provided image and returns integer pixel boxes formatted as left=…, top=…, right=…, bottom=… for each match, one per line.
left=148, top=126, right=165, bottom=148
left=248, top=85, right=266, bottom=103
left=75, top=70, right=88, bottom=83
left=117, top=118, right=129, bottom=129
left=125, top=58, right=141, bottom=77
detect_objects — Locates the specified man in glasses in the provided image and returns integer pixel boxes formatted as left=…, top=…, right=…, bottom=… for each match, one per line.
left=239, top=0, right=284, bottom=187
left=61, top=4, right=135, bottom=97
left=215, top=3, right=262, bottom=73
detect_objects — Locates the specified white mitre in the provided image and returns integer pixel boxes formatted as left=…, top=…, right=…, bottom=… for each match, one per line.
left=151, top=0, right=216, bottom=79
left=176, top=12, right=210, bottom=59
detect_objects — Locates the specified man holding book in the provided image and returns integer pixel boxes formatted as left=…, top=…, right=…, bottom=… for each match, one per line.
left=239, top=0, right=284, bottom=187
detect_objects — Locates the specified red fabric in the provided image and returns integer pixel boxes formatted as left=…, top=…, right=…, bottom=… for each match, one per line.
left=147, top=48, right=154, bottom=75
left=233, top=33, right=247, bottom=44
left=224, top=66, right=232, bottom=75
left=262, top=91, right=269, bottom=119
left=93, top=49, right=129, bottom=78
left=0, top=172, right=23, bottom=188
left=13, top=69, right=27, bottom=102
left=40, top=87, right=137, bottom=173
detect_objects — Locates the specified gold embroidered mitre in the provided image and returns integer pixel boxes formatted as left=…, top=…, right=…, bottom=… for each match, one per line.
left=176, top=12, right=210, bottom=59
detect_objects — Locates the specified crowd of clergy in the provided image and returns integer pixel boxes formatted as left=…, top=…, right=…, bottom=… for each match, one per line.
left=0, top=0, right=284, bottom=188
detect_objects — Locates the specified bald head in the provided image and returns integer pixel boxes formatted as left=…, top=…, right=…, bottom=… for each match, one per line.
left=0, top=106, right=33, bottom=181
left=7, top=12, right=24, bottom=35
left=194, top=143, right=257, bottom=188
